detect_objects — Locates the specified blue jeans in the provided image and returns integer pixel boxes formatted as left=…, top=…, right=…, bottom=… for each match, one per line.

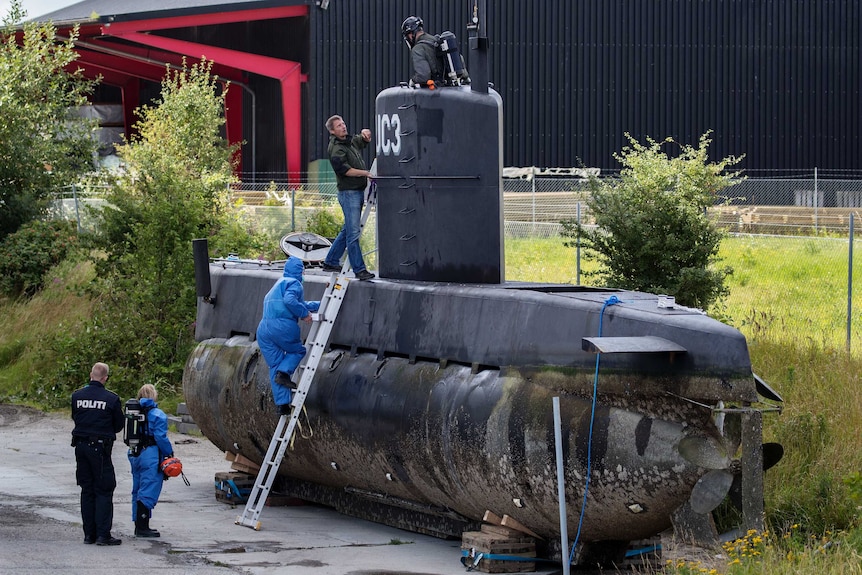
left=325, top=188, right=366, bottom=273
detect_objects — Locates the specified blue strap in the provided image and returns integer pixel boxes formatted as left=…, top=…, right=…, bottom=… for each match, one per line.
left=215, top=479, right=250, bottom=500
left=625, top=544, right=661, bottom=557
left=460, top=549, right=538, bottom=571
left=460, top=549, right=558, bottom=571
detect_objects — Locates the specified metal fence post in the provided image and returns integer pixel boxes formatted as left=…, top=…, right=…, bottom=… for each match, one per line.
left=848, top=212, right=854, bottom=353
left=291, top=188, right=296, bottom=232
left=72, top=185, right=82, bottom=234
left=576, top=202, right=581, bottom=286
left=531, top=171, right=537, bottom=235
left=814, top=167, right=819, bottom=233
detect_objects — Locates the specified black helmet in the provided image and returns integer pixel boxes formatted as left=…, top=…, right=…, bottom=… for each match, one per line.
left=401, top=16, right=423, bottom=37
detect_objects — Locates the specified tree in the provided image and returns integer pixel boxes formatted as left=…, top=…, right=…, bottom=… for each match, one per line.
left=68, top=59, right=241, bottom=399
left=562, top=132, right=742, bottom=311
left=0, top=0, right=97, bottom=241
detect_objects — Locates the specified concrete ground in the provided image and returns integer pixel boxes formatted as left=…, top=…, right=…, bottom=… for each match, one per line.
left=0, top=404, right=563, bottom=575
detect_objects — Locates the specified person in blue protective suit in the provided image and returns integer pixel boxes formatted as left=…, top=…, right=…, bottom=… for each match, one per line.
left=256, top=257, right=320, bottom=415
left=128, top=383, right=174, bottom=538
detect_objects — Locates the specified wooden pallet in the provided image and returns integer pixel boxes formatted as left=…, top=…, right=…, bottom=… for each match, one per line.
left=461, top=528, right=537, bottom=573
left=214, top=471, right=254, bottom=504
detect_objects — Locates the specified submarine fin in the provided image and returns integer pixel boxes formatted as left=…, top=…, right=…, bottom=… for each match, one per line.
left=581, top=336, right=686, bottom=354
left=762, top=442, right=784, bottom=471
left=753, top=372, right=784, bottom=402
left=728, top=442, right=785, bottom=509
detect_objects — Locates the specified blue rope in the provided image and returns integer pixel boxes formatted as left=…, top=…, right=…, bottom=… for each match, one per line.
left=568, top=294, right=620, bottom=566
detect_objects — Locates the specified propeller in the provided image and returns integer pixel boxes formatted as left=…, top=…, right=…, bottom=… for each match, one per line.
left=678, top=371, right=785, bottom=516
left=678, top=434, right=736, bottom=514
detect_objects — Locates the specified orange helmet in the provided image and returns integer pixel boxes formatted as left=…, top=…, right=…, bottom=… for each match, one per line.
left=159, top=456, right=183, bottom=477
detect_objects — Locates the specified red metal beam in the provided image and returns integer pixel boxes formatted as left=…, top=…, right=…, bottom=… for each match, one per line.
left=100, top=5, right=308, bottom=34
left=82, top=39, right=246, bottom=82
left=122, top=78, right=140, bottom=142
left=76, top=50, right=170, bottom=82
left=108, top=31, right=305, bottom=176
left=76, top=44, right=248, bottom=172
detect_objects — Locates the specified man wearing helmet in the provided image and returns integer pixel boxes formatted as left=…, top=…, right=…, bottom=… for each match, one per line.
left=401, top=16, right=445, bottom=87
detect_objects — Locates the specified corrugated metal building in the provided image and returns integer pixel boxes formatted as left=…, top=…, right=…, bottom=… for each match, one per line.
left=36, top=0, right=861, bottom=175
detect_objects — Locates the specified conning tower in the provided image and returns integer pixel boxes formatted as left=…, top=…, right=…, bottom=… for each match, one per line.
left=375, top=0, right=503, bottom=283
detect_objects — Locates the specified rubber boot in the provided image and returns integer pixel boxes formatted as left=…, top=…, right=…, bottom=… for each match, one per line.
left=135, top=500, right=161, bottom=538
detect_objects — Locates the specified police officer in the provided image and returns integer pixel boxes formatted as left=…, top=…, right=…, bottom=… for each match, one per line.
left=71, top=362, right=124, bottom=546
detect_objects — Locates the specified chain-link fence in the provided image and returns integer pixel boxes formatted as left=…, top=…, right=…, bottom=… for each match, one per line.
left=49, top=169, right=862, bottom=354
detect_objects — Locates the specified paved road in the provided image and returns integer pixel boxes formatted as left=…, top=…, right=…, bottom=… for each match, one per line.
left=0, top=404, right=561, bottom=575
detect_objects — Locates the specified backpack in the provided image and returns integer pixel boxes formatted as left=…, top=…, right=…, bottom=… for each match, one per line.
left=123, top=398, right=149, bottom=456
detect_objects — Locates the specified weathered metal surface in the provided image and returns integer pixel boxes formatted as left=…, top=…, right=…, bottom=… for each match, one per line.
left=195, top=265, right=757, bottom=402
left=184, top=332, right=732, bottom=542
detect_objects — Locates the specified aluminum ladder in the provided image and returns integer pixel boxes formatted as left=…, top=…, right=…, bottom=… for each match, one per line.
left=236, top=180, right=377, bottom=530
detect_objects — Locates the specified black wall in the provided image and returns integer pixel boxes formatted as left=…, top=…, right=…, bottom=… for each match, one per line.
left=309, top=0, right=861, bottom=173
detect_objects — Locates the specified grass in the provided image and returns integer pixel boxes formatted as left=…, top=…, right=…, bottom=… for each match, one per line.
left=0, top=258, right=95, bottom=405
left=506, top=233, right=862, bottom=573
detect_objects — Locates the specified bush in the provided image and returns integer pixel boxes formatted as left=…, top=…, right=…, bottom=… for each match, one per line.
left=306, top=207, right=343, bottom=239
left=0, top=220, right=79, bottom=297
left=52, top=59, right=239, bottom=397
left=562, top=132, right=741, bottom=311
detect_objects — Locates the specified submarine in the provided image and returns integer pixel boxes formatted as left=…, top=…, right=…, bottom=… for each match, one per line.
left=183, top=0, right=781, bottom=566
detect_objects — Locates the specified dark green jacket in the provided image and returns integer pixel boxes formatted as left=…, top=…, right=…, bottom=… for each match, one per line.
left=328, top=134, right=369, bottom=191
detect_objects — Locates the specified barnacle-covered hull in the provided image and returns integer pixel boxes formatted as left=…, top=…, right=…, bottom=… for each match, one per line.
left=184, top=266, right=757, bottom=546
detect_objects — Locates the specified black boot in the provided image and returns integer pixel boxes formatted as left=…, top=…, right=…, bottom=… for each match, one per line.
left=135, top=500, right=160, bottom=538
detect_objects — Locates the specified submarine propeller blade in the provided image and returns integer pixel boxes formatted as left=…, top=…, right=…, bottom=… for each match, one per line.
left=689, top=469, right=735, bottom=514
left=678, top=435, right=731, bottom=470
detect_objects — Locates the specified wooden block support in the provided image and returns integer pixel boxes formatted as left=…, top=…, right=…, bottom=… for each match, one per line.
left=483, top=510, right=503, bottom=525
left=462, top=530, right=537, bottom=573
left=501, top=515, right=542, bottom=540
left=214, top=471, right=254, bottom=504
left=230, top=453, right=261, bottom=474
left=481, top=524, right=522, bottom=538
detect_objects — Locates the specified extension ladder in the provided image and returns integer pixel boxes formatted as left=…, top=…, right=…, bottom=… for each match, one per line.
left=236, top=179, right=378, bottom=530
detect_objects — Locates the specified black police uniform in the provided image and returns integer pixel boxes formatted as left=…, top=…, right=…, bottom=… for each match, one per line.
left=71, top=380, right=124, bottom=544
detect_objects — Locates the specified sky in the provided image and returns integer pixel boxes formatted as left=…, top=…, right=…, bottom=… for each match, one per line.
left=1, top=0, right=79, bottom=20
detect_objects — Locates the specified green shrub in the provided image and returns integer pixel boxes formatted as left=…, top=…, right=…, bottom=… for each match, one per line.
left=562, top=132, right=741, bottom=311
left=306, top=207, right=343, bottom=239
left=0, top=220, right=79, bottom=297
left=52, top=59, right=238, bottom=398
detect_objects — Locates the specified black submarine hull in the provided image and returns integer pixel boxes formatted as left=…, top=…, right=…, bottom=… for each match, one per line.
left=184, top=264, right=755, bottom=542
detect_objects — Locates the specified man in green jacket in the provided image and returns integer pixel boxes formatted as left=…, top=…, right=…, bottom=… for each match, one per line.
left=321, top=115, right=375, bottom=281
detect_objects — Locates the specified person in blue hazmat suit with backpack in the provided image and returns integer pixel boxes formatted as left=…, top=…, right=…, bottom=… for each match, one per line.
left=256, top=256, right=320, bottom=415
left=126, top=383, right=174, bottom=538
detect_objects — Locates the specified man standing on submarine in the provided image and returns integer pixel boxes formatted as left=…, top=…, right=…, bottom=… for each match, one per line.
left=256, top=257, right=320, bottom=415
